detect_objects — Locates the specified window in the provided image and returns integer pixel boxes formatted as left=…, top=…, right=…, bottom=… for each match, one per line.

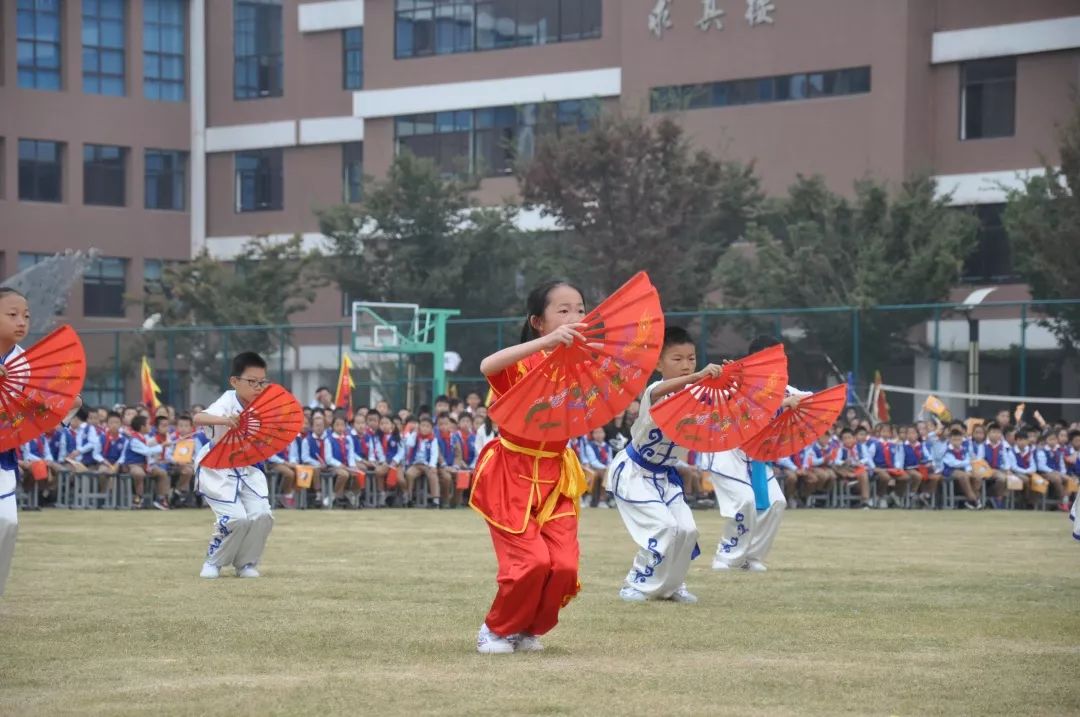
left=396, top=100, right=593, bottom=177
left=143, top=258, right=164, bottom=303
left=235, top=148, right=283, bottom=211
left=17, top=252, right=52, bottom=272
left=651, top=66, right=872, bottom=113
left=960, top=58, right=1016, bottom=140
left=145, top=149, right=186, bottom=210
left=395, top=0, right=601, bottom=59
left=18, top=139, right=63, bottom=202
left=82, top=0, right=125, bottom=96
left=234, top=0, right=283, bottom=99
left=83, top=257, right=127, bottom=317
left=343, top=27, right=363, bottom=89
left=144, top=0, right=186, bottom=101
left=83, top=144, right=127, bottom=206
left=343, top=142, right=363, bottom=203
left=961, top=204, right=1017, bottom=283
left=0, top=139, right=5, bottom=199
left=17, top=0, right=63, bottom=90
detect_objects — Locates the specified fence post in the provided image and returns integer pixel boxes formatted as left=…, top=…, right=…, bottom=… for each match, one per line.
left=932, top=307, right=941, bottom=392
left=113, top=331, right=121, bottom=405
left=279, top=327, right=286, bottom=387
left=773, top=315, right=782, bottom=342
left=699, top=312, right=709, bottom=363
left=1019, top=303, right=1028, bottom=397
left=337, top=325, right=344, bottom=378
left=851, top=309, right=861, bottom=385
left=497, top=320, right=504, bottom=350
left=167, top=332, right=176, bottom=406
left=221, top=332, right=229, bottom=389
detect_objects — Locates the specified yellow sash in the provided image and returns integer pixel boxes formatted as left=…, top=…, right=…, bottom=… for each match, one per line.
left=499, top=438, right=588, bottom=526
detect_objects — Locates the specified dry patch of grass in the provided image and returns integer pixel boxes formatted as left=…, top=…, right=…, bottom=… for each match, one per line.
left=2, top=508, right=1078, bottom=716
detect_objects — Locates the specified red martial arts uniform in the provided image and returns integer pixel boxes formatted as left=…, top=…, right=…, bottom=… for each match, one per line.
left=469, top=354, right=586, bottom=637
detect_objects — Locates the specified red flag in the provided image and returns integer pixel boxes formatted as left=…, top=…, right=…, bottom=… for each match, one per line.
left=335, top=353, right=355, bottom=420
left=868, top=370, right=890, bottom=424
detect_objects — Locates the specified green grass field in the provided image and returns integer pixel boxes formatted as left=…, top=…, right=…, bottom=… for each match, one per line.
left=1, top=508, right=1078, bottom=716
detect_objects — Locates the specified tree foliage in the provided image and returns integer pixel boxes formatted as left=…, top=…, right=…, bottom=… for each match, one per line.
left=1003, top=98, right=1080, bottom=351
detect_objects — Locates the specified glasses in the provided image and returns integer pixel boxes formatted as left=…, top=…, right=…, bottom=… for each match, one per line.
left=235, top=377, right=270, bottom=389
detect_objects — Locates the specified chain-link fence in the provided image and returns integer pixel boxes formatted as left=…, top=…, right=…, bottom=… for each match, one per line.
left=42, top=300, right=1080, bottom=423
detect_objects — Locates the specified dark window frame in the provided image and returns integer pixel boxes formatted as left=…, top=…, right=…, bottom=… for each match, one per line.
left=959, top=58, right=1016, bottom=141
left=17, top=0, right=63, bottom=90
left=82, top=0, right=126, bottom=96
left=343, top=142, right=363, bottom=203
left=83, top=143, right=127, bottom=207
left=234, top=0, right=284, bottom=100
left=343, top=26, right=363, bottom=89
left=650, top=66, right=872, bottom=114
left=235, top=148, right=284, bottom=212
left=394, top=0, right=601, bottom=60
left=83, top=256, right=127, bottom=318
left=18, top=138, right=64, bottom=203
left=143, top=0, right=187, bottom=101
left=144, top=148, right=187, bottom=210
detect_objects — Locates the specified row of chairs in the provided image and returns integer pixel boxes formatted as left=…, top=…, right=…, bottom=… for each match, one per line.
left=816, top=473, right=1064, bottom=510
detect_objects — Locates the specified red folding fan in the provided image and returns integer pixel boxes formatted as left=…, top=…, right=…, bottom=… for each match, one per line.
left=490, top=272, right=664, bottom=442
left=200, top=384, right=304, bottom=469
left=651, top=344, right=788, bottom=452
left=0, top=325, right=86, bottom=452
left=741, top=383, right=848, bottom=462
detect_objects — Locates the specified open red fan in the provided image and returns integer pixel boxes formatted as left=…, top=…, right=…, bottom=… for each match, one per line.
left=490, top=272, right=664, bottom=442
left=200, top=384, right=303, bottom=469
left=651, top=344, right=788, bottom=452
left=0, top=325, right=86, bottom=452
left=741, top=383, right=847, bottom=462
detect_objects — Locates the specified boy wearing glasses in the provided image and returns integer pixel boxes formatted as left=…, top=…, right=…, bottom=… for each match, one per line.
left=192, top=352, right=276, bottom=579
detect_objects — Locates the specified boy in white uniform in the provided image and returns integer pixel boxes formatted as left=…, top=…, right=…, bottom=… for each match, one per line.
left=194, top=352, right=277, bottom=579
left=698, top=336, right=808, bottom=572
left=606, top=327, right=721, bottom=603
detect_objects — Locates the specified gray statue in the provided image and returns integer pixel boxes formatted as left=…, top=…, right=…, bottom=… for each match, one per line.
left=1, top=250, right=97, bottom=334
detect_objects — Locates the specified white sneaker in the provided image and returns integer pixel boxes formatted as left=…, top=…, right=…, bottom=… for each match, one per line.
left=743, top=559, right=768, bottom=572
left=476, top=623, right=515, bottom=655
left=199, top=563, right=220, bottom=579
left=511, top=634, right=544, bottom=652
left=237, top=564, right=260, bottom=578
left=668, top=585, right=698, bottom=604
left=711, top=559, right=732, bottom=571
left=619, top=585, right=648, bottom=603
left=877, top=498, right=888, bottom=509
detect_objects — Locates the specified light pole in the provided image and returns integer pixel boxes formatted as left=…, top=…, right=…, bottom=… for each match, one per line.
left=960, top=288, right=997, bottom=415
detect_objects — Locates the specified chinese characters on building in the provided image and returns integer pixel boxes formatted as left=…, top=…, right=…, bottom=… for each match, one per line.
left=651, top=0, right=777, bottom=38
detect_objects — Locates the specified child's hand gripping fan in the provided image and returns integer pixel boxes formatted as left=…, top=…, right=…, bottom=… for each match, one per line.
left=0, top=325, right=86, bottom=452
left=651, top=344, right=788, bottom=452
left=490, top=272, right=665, bottom=442
left=200, top=385, right=303, bottom=469
left=741, top=384, right=848, bottom=462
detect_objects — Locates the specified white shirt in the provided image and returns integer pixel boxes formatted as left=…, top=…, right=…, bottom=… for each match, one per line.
left=627, top=380, right=691, bottom=467
left=194, top=390, right=243, bottom=465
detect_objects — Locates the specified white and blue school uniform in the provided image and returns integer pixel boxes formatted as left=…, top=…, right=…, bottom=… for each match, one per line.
left=581, top=439, right=613, bottom=472
left=324, top=432, right=356, bottom=470
left=120, top=431, right=166, bottom=467
left=75, top=423, right=105, bottom=467
left=0, top=343, right=26, bottom=596
left=380, top=432, right=403, bottom=467
left=895, top=441, right=932, bottom=472
left=458, top=431, right=478, bottom=469
left=402, top=433, right=440, bottom=468
left=351, top=428, right=385, bottom=466
left=300, top=430, right=328, bottom=468
left=21, top=435, right=53, bottom=464
left=698, top=447, right=786, bottom=569
left=1011, top=446, right=1037, bottom=480
left=604, top=381, right=699, bottom=599
left=925, top=432, right=949, bottom=476
left=973, top=441, right=1013, bottom=473
left=49, top=427, right=75, bottom=464
left=194, top=390, right=273, bottom=572
left=1036, top=445, right=1065, bottom=476
left=941, top=446, right=972, bottom=478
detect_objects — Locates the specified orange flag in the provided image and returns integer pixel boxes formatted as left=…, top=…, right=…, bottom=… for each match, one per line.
left=335, top=353, right=355, bottom=420
left=141, top=356, right=162, bottom=411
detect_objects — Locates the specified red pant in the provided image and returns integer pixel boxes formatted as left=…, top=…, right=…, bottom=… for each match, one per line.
left=485, top=515, right=580, bottom=637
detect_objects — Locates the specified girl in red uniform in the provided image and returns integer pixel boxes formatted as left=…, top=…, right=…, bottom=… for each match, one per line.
left=470, top=281, right=589, bottom=654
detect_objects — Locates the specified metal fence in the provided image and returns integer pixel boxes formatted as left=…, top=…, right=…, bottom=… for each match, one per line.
left=55, top=299, right=1080, bottom=423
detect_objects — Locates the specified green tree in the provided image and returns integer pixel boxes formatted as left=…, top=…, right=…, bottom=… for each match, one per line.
left=1003, top=99, right=1080, bottom=350
left=517, top=113, right=763, bottom=308
left=716, top=175, right=979, bottom=379
left=143, top=236, right=320, bottom=385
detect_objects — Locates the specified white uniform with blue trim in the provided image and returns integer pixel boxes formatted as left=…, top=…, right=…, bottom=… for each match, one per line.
left=195, top=390, right=273, bottom=572
left=697, top=385, right=808, bottom=569
left=0, top=344, right=25, bottom=596
left=604, top=380, right=700, bottom=600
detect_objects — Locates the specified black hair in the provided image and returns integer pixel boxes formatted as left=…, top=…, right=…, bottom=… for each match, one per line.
left=662, top=326, right=695, bottom=352
left=419, top=416, right=434, bottom=426
left=230, top=351, right=267, bottom=377
left=987, top=423, right=1003, bottom=433
left=840, top=428, right=853, bottom=437
left=855, top=425, right=868, bottom=434
left=435, top=395, right=450, bottom=404
left=75, top=407, right=89, bottom=421
left=949, top=428, right=965, bottom=438
left=106, top=410, right=122, bottom=421
left=315, top=385, right=331, bottom=394
left=436, top=411, right=451, bottom=420
left=519, top=280, right=585, bottom=343
left=418, top=404, right=431, bottom=416
left=154, top=415, right=169, bottom=426
left=131, top=415, right=148, bottom=432
left=1068, top=430, right=1080, bottom=442
left=0, top=287, right=26, bottom=300
left=177, top=414, right=193, bottom=424
left=748, top=334, right=781, bottom=355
